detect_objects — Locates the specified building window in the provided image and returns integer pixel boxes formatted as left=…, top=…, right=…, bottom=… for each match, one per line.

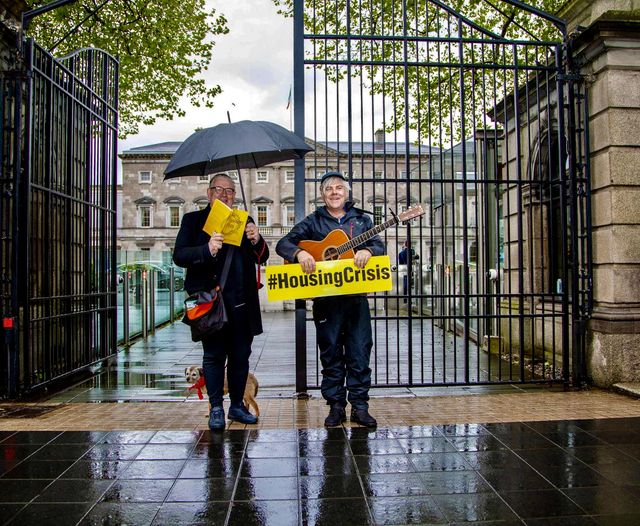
left=198, top=174, right=210, bottom=184
left=168, top=206, right=181, bottom=228
left=373, top=171, right=384, bottom=180
left=285, top=170, right=295, bottom=183
left=256, top=205, right=269, bottom=227
left=139, top=171, right=152, bottom=184
left=256, top=170, right=268, bottom=183
left=373, top=205, right=383, bottom=225
left=167, top=177, right=181, bottom=184
left=139, top=206, right=152, bottom=228
left=284, top=204, right=295, bottom=226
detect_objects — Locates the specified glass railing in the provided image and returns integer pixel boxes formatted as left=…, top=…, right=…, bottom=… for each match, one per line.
left=116, top=250, right=185, bottom=345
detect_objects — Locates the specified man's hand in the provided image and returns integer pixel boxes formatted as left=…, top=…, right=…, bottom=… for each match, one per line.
left=245, top=223, right=260, bottom=245
left=208, top=232, right=224, bottom=256
left=353, top=249, right=372, bottom=269
left=296, top=250, right=316, bottom=274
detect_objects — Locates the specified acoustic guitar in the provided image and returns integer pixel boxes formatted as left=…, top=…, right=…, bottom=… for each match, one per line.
left=296, top=205, right=425, bottom=262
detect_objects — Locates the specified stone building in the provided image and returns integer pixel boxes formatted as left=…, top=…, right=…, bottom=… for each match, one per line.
left=559, top=0, right=640, bottom=386
left=118, top=131, right=433, bottom=268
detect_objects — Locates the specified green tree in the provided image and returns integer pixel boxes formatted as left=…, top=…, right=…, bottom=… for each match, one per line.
left=27, top=0, right=229, bottom=138
left=273, top=0, right=567, bottom=142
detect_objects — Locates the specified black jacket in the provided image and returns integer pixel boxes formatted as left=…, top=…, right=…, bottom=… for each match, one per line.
left=276, top=201, right=385, bottom=263
left=173, top=206, right=269, bottom=336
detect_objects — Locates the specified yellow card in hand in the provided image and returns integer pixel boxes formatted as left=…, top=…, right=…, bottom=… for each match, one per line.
left=202, top=200, right=249, bottom=246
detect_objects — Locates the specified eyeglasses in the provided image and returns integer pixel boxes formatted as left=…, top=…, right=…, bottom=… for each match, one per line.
left=209, top=186, right=236, bottom=196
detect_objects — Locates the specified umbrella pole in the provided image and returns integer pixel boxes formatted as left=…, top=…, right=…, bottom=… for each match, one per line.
left=227, top=112, right=247, bottom=211
left=235, top=157, right=248, bottom=211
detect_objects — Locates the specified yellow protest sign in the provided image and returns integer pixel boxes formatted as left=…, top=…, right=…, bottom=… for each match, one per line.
left=266, top=255, right=392, bottom=301
left=202, top=200, right=249, bottom=246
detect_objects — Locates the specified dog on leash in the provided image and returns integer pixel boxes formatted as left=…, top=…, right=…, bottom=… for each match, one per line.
left=184, top=365, right=260, bottom=417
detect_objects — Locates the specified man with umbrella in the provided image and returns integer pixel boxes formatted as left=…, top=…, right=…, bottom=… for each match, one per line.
left=276, top=171, right=384, bottom=428
left=173, top=173, right=269, bottom=430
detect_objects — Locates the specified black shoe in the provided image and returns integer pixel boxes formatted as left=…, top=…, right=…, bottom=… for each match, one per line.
left=324, top=405, right=346, bottom=427
left=350, top=408, right=377, bottom=428
left=228, top=404, right=258, bottom=425
left=208, top=406, right=225, bottom=431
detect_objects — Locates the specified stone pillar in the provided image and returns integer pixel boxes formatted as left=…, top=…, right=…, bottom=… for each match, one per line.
left=560, top=1, right=640, bottom=385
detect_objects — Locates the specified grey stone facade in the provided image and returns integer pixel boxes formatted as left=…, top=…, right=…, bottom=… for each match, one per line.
left=118, top=134, right=431, bottom=268
left=559, top=0, right=640, bottom=385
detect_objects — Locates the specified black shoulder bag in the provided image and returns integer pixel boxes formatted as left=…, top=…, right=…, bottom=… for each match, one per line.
left=182, top=247, right=234, bottom=342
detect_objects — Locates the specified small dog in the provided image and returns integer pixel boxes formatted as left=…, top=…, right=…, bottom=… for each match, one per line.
left=185, top=365, right=260, bottom=417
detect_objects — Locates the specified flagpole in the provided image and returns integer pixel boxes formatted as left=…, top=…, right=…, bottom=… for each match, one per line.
left=287, top=83, right=292, bottom=130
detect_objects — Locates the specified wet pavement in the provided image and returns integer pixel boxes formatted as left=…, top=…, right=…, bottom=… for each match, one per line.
left=1, top=418, right=640, bottom=525
left=1, top=313, right=640, bottom=524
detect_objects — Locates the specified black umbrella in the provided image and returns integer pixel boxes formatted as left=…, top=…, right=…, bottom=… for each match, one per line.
left=163, top=120, right=313, bottom=208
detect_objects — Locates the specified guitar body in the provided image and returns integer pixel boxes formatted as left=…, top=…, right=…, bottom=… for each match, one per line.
left=288, top=204, right=424, bottom=264
left=298, top=229, right=355, bottom=261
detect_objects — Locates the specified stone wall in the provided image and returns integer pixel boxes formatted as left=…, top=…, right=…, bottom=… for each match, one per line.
left=560, top=1, right=640, bottom=385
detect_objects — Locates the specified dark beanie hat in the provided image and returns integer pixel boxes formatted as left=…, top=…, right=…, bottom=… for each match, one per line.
left=320, top=171, right=346, bottom=185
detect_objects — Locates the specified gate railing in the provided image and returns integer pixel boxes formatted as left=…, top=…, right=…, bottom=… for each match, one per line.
left=293, top=0, right=589, bottom=391
left=0, top=39, right=118, bottom=397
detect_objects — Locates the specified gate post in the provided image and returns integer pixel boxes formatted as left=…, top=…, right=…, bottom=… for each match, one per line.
left=293, top=0, right=307, bottom=395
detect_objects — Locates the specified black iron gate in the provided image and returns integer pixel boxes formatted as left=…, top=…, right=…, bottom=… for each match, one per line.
left=0, top=38, right=118, bottom=397
left=292, top=0, right=591, bottom=390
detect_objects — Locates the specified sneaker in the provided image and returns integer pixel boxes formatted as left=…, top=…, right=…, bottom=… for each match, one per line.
left=324, top=405, right=346, bottom=427
left=228, top=404, right=258, bottom=425
left=208, top=406, right=225, bottom=430
left=350, top=408, right=377, bottom=428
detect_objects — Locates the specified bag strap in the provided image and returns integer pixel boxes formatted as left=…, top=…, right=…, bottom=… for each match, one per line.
left=218, top=246, right=234, bottom=291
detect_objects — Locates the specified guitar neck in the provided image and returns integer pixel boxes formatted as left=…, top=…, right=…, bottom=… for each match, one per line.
left=337, top=216, right=399, bottom=255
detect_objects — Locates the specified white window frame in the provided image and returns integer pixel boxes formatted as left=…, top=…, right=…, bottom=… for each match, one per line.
left=283, top=204, right=295, bottom=226
left=167, top=205, right=182, bottom=228
left=285, top=170, right=295, bottom=183
left=373, top=204, right=384, bottom=225
left=138, top=171, right=152, bottom=184
left=256, top=170, right=269, bottom=184
left=198, top=174, right=211, bottom=184
left=373, top=170, right=384, bottom=180
left=254, top=204, right=270, bottom=227
left=138, top=205, right=153, bottom=228
left=227, top=171, right=239, bottom=182
left=167, top=177, right=181, bottom=184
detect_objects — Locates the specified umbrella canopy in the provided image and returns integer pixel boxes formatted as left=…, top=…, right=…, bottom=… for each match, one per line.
left=163, top=120, right=313, bottom=179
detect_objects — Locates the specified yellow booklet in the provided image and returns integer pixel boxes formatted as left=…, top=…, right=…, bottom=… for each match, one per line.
left=202, top=200, right=249, bottom=246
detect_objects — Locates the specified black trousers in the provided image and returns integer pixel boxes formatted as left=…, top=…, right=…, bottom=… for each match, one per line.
left=201, top=305, right=253, bottom=408
left=313, top=295, right=373, bottom=409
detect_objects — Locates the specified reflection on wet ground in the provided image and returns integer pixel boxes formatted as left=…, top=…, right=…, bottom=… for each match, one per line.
left=1, top=418, right=640, bottom=525
left=9, top=313, right=639, bottom=524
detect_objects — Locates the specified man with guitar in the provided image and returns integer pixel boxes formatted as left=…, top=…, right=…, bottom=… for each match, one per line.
left=276, top=171, right=385, bottom=428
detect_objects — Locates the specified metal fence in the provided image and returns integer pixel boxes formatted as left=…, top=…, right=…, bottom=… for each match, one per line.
left=116, top=251, right=185, bottom=345
left=0, top=39, right=118, bottom=397
left=293, top=0, right=591, bottom=390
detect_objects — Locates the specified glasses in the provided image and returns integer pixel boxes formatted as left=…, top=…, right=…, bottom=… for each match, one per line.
left=209, top=186, right=236, bottom=196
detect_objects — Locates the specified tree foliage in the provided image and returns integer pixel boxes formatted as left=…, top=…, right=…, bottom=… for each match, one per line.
left=272, top=0, right=568, bottom=143
left=27, top=0, right=229, bottom=138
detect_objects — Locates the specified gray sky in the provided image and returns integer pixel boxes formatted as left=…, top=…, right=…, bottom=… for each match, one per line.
left=119, top=0, right=293, bottom=154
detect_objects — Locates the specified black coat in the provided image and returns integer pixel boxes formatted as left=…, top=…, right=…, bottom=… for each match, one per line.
left=276, top=202, right=385, bottom=263
left=173, top=206, right=269, bottom=336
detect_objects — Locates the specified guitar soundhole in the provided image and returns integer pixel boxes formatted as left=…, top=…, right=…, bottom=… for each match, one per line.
left=324, top=247, right=339, bottom=261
